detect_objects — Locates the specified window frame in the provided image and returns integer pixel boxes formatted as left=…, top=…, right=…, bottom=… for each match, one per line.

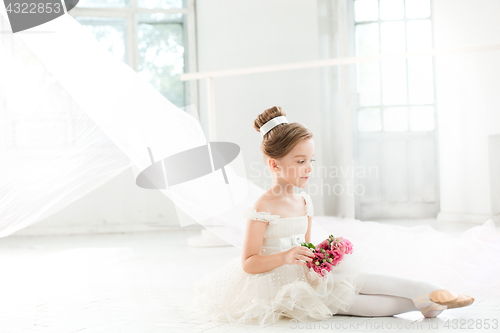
left=351, top=0, right=437, bottom=133
left=68, top=0, right=199, bottom=109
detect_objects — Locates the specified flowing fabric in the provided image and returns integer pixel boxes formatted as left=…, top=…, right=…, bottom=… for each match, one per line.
left=313, top=216, right=500, bottom=297
left=0, top=7, right=254, bottom=240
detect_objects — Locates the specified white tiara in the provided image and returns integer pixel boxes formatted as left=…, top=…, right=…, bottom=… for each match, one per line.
left=260, top=116, right=288, bottom=137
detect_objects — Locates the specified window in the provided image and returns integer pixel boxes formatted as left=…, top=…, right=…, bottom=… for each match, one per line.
left=354, top=0, right=435, bottom=132
left=69, top=0, right=196, bottom=108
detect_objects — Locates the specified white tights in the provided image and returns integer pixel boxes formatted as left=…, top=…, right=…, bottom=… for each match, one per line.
left=336, top=272, right=445, bottom=316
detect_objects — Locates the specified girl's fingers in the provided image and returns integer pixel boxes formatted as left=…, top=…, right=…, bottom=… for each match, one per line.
left=295, top=258, right=307, bottom=266
left=301, top=251, right=315, bottom=258
left=300, top=255, right=313, bottom=262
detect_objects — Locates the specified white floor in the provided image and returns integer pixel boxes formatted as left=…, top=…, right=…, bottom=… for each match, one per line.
left=0, top=220, right=499, bottom=333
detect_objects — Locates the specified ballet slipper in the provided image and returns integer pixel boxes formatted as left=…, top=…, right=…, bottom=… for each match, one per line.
left=412, top=292, right=453, bottom=318
left=429, top=289, right=475, bottom=308
left=446, top=294, right=475, bottom=309
left=419, top=302, right=448, bottom=318
left=429, top=289, right=459, bottom=305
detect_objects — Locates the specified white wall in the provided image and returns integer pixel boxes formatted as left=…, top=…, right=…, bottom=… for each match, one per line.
left=434, top=0, right=500, bottom=223
left=196, top=0, right=324, bottom=212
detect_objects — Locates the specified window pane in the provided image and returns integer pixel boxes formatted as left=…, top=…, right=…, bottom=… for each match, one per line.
left=137, top=12, right=183, bottom=22
left=407, top=20, right=432, bottom=51
left=138, top=0, right=185, bottom=9
left=78, top=0, right=129, bottom=8
left=380, top=0, right=404, bottom=20
left=382, top=59, right=407, bottom=105
left=381, top=21, right=405, bottom=53
left=138, top=14, right=185, bottom=108
left=358, top=108, right=382, bottom=131
left=384, top=107, right=408, bottom=131
left=405, top=0, right=431, bottom=19
left=356, top=23, right=380, bottom=106
left=408, top=57, right=433, bottom=104
left=354, top=0, right=378, bottom=22
left=357, top=62, right=380, bottom=107
left=410, top=106, right=434, bottom=131
left=76, top=17, right=127, bottom=63
left=356, top=23, right=379, bottom=56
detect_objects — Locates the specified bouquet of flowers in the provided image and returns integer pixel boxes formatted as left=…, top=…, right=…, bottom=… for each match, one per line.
left=300, top=235, right=353, bottom=277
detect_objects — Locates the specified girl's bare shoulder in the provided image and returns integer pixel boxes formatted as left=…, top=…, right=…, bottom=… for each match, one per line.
left=252, top=193, right=276, bottom=213
left=253, top=192, right=304, bottom=217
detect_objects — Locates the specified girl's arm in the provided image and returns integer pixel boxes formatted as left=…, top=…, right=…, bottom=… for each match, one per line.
left=241, top=218, right=285, bottom=274
left=305, top=216, right=312, bottom=243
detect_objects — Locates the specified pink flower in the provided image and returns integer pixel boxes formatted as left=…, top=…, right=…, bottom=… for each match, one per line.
left=332, top=241, right=343, bottom=251
left=343, top=240, right=353, bottom=254
left=322, top=261, right=333, bottom=271
left=331, top=249, right=344, bottom=265
left=309, top=235, right=354, bottom=277
left=318, top=262, right=332, bottom=276
left=320, top=240, right=330, bottom=249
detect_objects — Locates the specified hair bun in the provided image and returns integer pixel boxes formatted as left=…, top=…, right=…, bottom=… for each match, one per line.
left=253, top=106, right=286, bottom=133
left=252, top=106, right=313, bottom=160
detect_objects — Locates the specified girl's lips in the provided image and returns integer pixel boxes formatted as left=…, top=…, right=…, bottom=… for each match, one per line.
left=302, top=177, right=309, bottom=179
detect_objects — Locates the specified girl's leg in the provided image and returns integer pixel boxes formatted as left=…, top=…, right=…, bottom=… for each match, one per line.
left=357, top=272, right=445, bottom=299
left=351, top=272, right=446, bottom=318
left=336, top=294, right=418, bottom=316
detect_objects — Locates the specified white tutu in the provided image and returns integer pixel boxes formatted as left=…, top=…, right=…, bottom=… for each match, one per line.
left=192, top=243, right=376, bottom=327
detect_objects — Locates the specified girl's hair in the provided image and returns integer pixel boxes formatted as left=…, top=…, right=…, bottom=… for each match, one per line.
left=253, top=106, right=313, bottom=159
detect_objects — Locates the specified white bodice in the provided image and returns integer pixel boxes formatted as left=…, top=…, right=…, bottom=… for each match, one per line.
left=243, top=191, right=314, bottom=255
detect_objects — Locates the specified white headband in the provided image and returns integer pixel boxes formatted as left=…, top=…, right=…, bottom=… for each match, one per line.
left=260, top=116, right=288, bottom=137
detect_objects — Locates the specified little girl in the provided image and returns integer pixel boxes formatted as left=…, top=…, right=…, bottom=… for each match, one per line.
left=192, top=106, right=474, bottom=327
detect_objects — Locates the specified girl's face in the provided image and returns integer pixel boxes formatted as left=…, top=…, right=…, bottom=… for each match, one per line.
left=270, top=138, right=315, bottom=188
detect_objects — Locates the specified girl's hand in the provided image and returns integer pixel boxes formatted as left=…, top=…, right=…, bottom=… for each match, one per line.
left=282, top=246, right=315, bottom=266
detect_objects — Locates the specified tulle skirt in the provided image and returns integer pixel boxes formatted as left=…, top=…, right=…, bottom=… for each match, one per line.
left=191, top=244, right=377, bottom=327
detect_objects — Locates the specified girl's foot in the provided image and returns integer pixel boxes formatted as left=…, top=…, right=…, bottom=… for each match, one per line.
left=429, top=289, right=459, bottom=305
left=420, top=302, right=448, bottom=318
left=430, top=289, right=475, bottom=308
left=413, top=289, right=475, bottom=318
left=441, top=294, right=474, bottom=309
left=412, top=293, right=450, bottom=318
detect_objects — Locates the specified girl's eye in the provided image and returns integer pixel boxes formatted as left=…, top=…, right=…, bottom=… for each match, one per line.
left=299, top=159, right=316, bottom=164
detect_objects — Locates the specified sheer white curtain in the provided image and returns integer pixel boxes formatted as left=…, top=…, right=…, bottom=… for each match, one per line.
left=0, top=13, right=134, bottom=237
left=0, top=8, right=257, bottom=245
left=317, top=0, right=357, bottom=218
